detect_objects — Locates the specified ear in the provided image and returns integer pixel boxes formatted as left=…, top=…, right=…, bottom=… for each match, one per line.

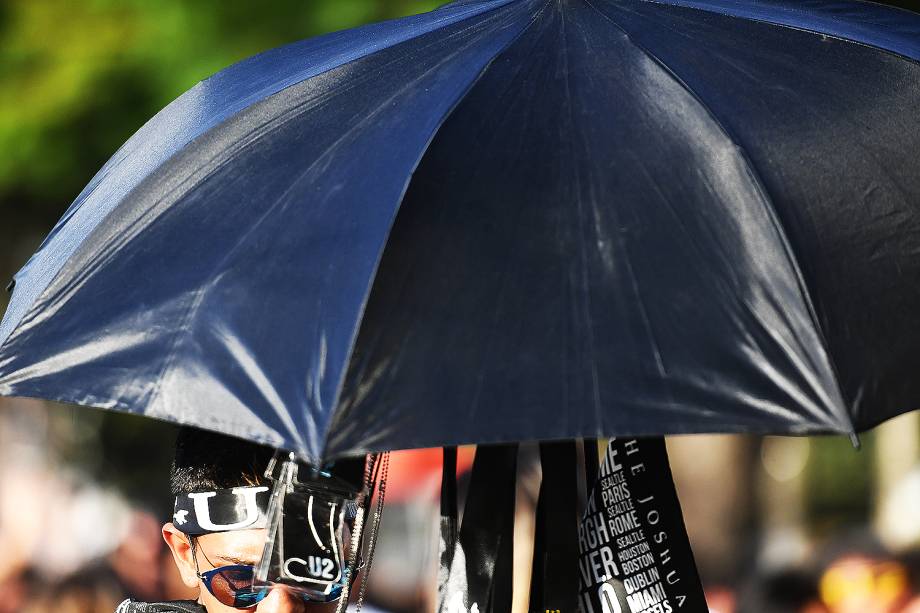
left=162, top=522, right=200, bottom=589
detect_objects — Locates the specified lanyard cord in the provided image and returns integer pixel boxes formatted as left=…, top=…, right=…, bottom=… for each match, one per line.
left=334, top=452, right=389, bottom=613
left=355, top=451, right=389, bottom=611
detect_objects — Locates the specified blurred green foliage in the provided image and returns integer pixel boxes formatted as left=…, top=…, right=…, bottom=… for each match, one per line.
left=0, top=0, right=440, bottom=245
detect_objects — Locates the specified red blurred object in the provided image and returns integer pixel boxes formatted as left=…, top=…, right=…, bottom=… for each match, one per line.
left=384, top=446, right=475, bottom=502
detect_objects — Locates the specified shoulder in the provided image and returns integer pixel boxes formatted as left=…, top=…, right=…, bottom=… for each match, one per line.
left=115, top=599, right=206, bottom=613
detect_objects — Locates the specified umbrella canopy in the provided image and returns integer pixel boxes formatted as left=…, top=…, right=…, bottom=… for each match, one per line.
left=1, top=0, right=919, bottom=462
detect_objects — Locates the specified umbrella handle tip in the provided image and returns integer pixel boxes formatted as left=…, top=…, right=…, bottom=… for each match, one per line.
left=849, top=432, right=862, bottom=450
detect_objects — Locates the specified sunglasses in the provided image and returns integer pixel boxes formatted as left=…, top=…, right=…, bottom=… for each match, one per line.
left=198, top=563, right=268, bottom=609
left=191, top=539, right=345, bottom=609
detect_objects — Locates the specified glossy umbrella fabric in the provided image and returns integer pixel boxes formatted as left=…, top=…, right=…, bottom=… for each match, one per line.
left=1, top=0, right=919, bottom=462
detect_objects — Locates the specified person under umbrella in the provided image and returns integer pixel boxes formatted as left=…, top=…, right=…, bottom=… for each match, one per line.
left=119, top=428, right=377, bottom=613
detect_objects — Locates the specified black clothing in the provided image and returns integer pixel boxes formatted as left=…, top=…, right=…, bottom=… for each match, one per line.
left=115, top=600, right=205, bottom=613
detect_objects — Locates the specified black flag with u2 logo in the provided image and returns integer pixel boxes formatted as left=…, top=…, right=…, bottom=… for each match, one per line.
left=577, top=438, right=707, bottom=613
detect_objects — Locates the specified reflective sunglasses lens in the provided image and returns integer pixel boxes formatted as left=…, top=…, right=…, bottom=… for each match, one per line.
left=206, top=566, right=268, bottom=609
left=232, top=589, right=269, bottom=609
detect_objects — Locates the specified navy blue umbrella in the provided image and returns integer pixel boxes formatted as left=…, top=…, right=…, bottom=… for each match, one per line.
left=1, top=0, right=919, bottom=462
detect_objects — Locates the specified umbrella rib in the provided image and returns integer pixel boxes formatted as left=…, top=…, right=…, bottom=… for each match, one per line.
left=452, top=0, right=558, bottom=427
left=559, top=4, right=615, bottom=428
left=583, top=0, right=856, bottom=436
left=634, top=0, right=920, bottom=66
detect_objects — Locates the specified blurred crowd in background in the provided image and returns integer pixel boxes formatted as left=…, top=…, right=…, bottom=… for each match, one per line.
left=2, top=399, right=920, bottom=612
left=2, top=0, right=920, bottom=611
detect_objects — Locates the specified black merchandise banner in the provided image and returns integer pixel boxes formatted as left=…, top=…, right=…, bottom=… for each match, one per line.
left=438, top=444, right=517, bottom=613
left=577, top=438, right=707, bottom=613
left=439, top=446, right=459, bottom=607
left=530, top=441, right=579, bottom=613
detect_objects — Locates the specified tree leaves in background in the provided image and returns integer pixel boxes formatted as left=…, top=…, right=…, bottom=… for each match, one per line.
left=0, top=0, right=441, bottom=272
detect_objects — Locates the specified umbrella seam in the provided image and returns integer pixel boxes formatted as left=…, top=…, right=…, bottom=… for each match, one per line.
left=584, top=0, right=857, bottom=436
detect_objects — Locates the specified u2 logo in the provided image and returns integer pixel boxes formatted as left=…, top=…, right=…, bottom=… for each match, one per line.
left=284, top=556, right=336, bottom=581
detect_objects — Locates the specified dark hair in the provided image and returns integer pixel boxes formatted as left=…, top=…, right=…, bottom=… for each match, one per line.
left=170, top=426, right=276, bottom=495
